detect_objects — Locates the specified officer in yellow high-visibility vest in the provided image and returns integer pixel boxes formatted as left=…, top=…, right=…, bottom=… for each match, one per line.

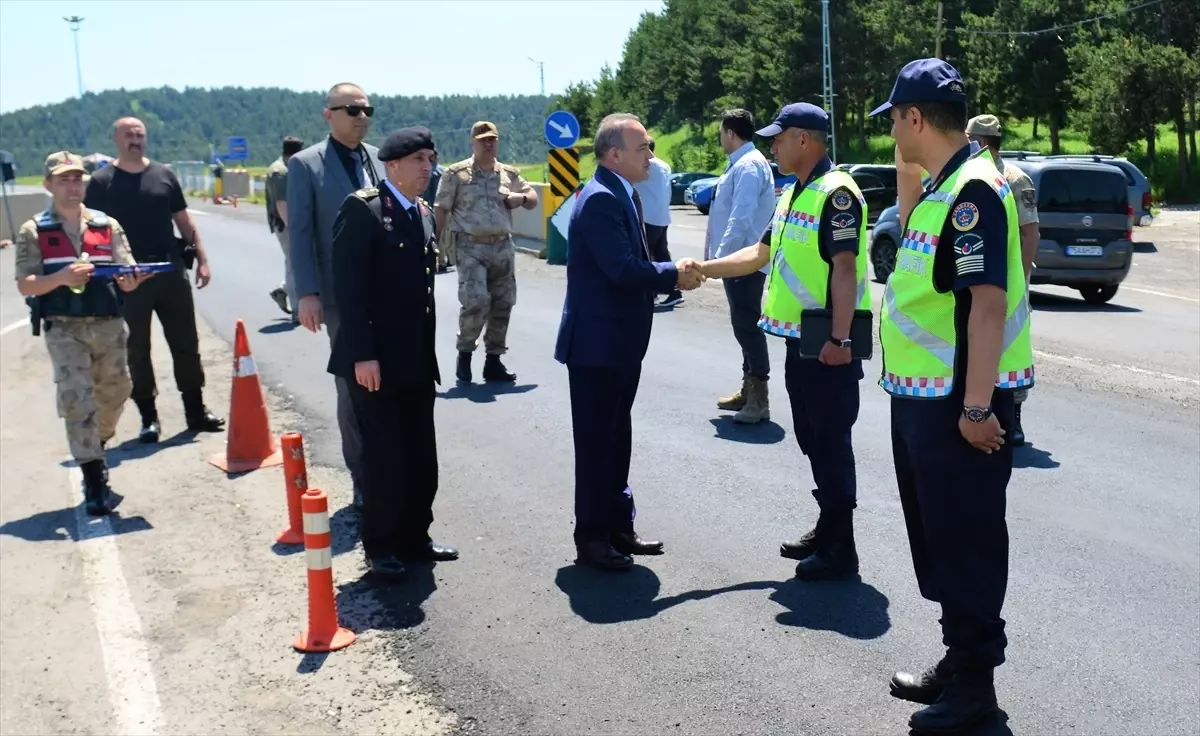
left=698, top=103, right=871, bottom=581
left=869, top=58, right=1033, bottom=734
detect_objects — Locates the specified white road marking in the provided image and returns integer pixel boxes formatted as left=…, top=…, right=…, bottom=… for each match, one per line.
left=0, top=318, right=30, bottom=336
left=1034, top=349, right=1200, bottom=386
left=185, top=209, right=209, bottom=216
left=68, top=465, right=162, bottom=736
left=1121, top=285, right=1200, bottom=303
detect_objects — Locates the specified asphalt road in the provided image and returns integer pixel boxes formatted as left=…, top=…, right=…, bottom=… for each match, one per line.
left=164, top=198, right=1200, bottom=735
left=5, top=196, right=1194, bottom=735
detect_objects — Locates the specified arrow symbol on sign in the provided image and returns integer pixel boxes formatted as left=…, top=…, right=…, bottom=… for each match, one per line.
left=549, top=120, right=574, bottom=139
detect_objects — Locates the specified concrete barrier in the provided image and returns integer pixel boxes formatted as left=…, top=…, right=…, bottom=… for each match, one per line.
left=512, top=182, right=549, bottom=242
left=0, top=190, right=49, bottom=241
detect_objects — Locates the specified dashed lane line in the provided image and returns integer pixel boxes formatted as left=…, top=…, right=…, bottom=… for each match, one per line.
left=68, top=464, right=162, bottom=736
left=1034, top=349, right=1200, bottom=386
left=0, top=318, right=30, bottom=336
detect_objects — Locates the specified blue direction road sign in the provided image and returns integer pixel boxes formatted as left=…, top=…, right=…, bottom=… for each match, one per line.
left=544, top=110, right=580, bottom=149
left=227, top=136, right=248, bottom=161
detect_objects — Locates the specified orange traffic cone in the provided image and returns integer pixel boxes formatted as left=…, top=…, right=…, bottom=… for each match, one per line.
left=293, top=488, right=356, bottom=653
left=208, top=319, right=284, bottom=473
left=276, top=432, right=307, bottom=545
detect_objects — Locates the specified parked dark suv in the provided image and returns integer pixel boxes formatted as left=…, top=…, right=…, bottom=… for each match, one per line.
left=1008, top=158, right=1134, bottom=304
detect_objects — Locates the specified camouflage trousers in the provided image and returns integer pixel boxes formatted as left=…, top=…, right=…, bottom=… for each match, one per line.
left=437, top=230, right=457, bottom=269
left=1014, top=388, right=1029, bottom=404
left=44, top=317, right=132, bottom=463
left=456, top=236, right=517, bottom=354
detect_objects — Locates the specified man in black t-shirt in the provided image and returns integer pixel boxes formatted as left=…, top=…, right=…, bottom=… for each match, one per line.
left=84, top=116, right=225, bottom=442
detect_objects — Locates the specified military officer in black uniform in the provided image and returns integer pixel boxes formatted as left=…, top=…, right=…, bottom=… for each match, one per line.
left=328, top=126, right=459, bottom=581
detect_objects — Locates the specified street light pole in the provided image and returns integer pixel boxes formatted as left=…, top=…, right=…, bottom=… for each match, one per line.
left=64, top=15, right=87, bottom=150
left=820, top=0, right=837, bottom=163
left=528, top=57, right=545, bottom=97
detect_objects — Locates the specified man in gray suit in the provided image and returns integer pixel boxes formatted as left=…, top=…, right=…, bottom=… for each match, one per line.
left=287, top=82, right=386, bottom=508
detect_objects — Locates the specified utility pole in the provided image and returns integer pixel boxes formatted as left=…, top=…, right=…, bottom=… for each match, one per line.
left=820, top=0, right=837, bottom=163
left=528, top=57, right=545, bottom=97
left=64, top=15, right=87, bottom=150
left=935, top=1, right=945, bottom=59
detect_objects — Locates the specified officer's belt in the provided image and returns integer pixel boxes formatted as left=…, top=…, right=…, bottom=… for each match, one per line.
left=46, top=315, right=121, bottom=325
left=454, top=232, right=510, bottom=244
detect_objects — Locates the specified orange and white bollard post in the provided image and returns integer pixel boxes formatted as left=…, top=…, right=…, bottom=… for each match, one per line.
left=276, top=432, right=307, bottom=545
left=293, top=488, right=355, bottom=653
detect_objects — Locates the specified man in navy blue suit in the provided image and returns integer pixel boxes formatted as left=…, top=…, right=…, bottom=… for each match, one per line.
left=554, top=113, right=704, bottom=571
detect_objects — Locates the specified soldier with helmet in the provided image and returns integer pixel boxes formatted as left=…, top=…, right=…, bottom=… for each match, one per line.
left=14, top=151, right=152, bottom=515
left=433, top=121, right=539, bottom=384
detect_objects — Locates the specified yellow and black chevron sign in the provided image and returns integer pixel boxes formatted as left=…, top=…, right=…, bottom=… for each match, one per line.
left=547, top=147, right=580, bottom=197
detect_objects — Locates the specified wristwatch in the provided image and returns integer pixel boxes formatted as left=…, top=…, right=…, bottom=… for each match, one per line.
left=829, top=337, right=852, bottom=349
left=962, top=405, right=993, bottom=423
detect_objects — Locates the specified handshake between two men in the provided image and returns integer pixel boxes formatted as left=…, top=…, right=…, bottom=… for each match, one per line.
left=674, top=257, right=707, bottom=291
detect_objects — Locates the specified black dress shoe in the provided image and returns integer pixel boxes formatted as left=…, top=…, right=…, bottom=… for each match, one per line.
left=575, top=540, right=633, bottom=571
left=139, top=419, right=161, bottom=444
left=182, top=390, right=226, bottom=432
left=890, top=659, right=950, bottom=705
left=365, top=556, right=407, bottom=580
left=780, top=506, right=829, bottom=560
left=400, top=541, right=459, bottom=562
left=482, top=354, right=516, bottom=382
left=794, top=510, right=858, bottom=581
left=908, top=674, right=998, bottom=734
left=612, top=531, right=664, bottom=556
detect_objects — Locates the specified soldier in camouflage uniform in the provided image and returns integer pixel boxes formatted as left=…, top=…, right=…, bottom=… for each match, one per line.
left=14, top=152, right=151, bottom=515
left=265, top=136, right=304, bottom=322
left=967, top=114, right=1040, bottom=446
left=434, top=121, right=539, bottom=383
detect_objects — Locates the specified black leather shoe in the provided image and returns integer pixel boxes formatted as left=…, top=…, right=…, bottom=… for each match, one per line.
left=780, top=505, right=829, bottom=560
left=890, top=659, right=950, bottom=705
left=139, top=419, right=161, bottom=444
left=456, top=351, right=472, bottom=383
left=365, top=556, right=407, bottom=580
left=1011, top=403, right=1026, bottom=446
left=483, top=354, right=516, bottom=382
left=400, top=541, right=459, bottom=562
left=80, top=459, right=112, bottom=516
left=612, top=531, right=664, bottom=555
left=182, top=390, right=226, bottom=432
left=794, top=511, right=858, bottom=581
left=908, top=675, right=998, bottom=734
left=575, top=541, right=633, bottom=571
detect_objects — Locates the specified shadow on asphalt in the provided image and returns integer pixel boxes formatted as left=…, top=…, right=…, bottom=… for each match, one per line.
left=437, top=382, right=538, bottom=403
left=908, top=708, right=1013, bottom=736
left=57, top=430, right=198, bottom=471
left=259, top=319, right=301, bottom=334
left=1132, top=241, right=1157, bottom=253
left=1029, top=291, right=1141, bottom=314
left=271, top=502, right=362, bottom=558
left=0, top=506, right=153, bottom=542
left=708, top=416, right=787, bottom=445
left=1013, top=442, right=1060, bottom=470
left=554, top=566, right=890, bottom=639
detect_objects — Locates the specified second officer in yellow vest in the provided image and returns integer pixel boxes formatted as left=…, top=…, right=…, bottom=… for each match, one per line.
left=699, top=103, right=870, bottom=581
left=871, top=58, right=1033, bottom=733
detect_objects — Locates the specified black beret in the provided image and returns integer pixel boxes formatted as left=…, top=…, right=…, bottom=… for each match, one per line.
left=379, top=126, right=436, bottom=161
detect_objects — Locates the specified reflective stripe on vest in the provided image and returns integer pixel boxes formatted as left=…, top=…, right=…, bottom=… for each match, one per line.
left=878, top=151, right=1035, bottom=398
left=758, top=169, right=871, bottom=339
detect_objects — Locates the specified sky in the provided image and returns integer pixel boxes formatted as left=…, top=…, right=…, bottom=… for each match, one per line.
left=0, top=0, right=665, bottom=114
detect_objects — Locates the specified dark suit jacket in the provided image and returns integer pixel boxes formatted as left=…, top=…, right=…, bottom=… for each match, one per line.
left=554, top=166, right=679, bottom=369
left=327, top=184, right=441, bottom=390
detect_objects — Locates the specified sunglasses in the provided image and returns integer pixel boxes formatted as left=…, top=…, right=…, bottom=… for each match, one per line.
left=330, top=104, right=375, bottom=118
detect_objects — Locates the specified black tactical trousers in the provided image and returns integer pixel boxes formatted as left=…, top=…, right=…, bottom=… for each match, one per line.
left=121, top=262, right=205, bottom=403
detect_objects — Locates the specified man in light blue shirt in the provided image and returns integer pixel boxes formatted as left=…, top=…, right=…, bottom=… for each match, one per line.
left=634, top=138, right=680, bottom=306
left=706, top=109, right=778, bottom=423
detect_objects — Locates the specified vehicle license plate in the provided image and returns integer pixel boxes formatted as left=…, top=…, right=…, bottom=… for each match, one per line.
left=1065, top=245, right=1104, bottom=256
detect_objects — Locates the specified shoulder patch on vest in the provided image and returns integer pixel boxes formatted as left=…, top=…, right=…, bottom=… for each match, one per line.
left=951, top=201, right=980, bottom=232
left=831, top=190, right=853, bottom=210
left=34, top=210, right=61, bottom=231
left=354, top=186, right=379, bottom=200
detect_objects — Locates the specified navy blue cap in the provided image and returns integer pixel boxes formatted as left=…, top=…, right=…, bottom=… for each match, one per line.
left=755, top=103, right=831, bottom=137
left=869, top=58, right=967, bottom=117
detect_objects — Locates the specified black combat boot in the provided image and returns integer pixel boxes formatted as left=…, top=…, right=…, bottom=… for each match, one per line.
left=1011, top=403, right=1026, bottom=446
left=80, top=459, right=112, bottom=516
left=134, top=397, right=161, bottom=443
left=908, top=669, right=999, bottom=734
left=793, top=509, right=859, bottom=581
left=182, top=390, right=225, bottom=432
left=483, top=354, right=516, bottom=383
left=890, top=658, right=951, bottom=705
left=456, top=351, right=472, bottom=383
left=780, top=501, right=829, bottom=561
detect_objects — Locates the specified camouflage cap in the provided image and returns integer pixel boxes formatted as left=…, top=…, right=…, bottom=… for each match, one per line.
left=44, top=151, right=87, bottom=177
left=471, top=121, right=499, bottom=139
left=966, top=114, right=1002, bottom=138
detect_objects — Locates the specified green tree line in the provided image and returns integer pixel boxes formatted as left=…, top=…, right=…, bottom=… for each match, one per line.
left=0, top=87, right=555, bottom=172
left=553, top=0, right=1200, bottom=202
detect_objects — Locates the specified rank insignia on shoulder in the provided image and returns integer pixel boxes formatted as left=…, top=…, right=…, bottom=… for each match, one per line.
left=952, top=201, right=980, bottom=231
left=354, top=186, right=379, bottom=200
